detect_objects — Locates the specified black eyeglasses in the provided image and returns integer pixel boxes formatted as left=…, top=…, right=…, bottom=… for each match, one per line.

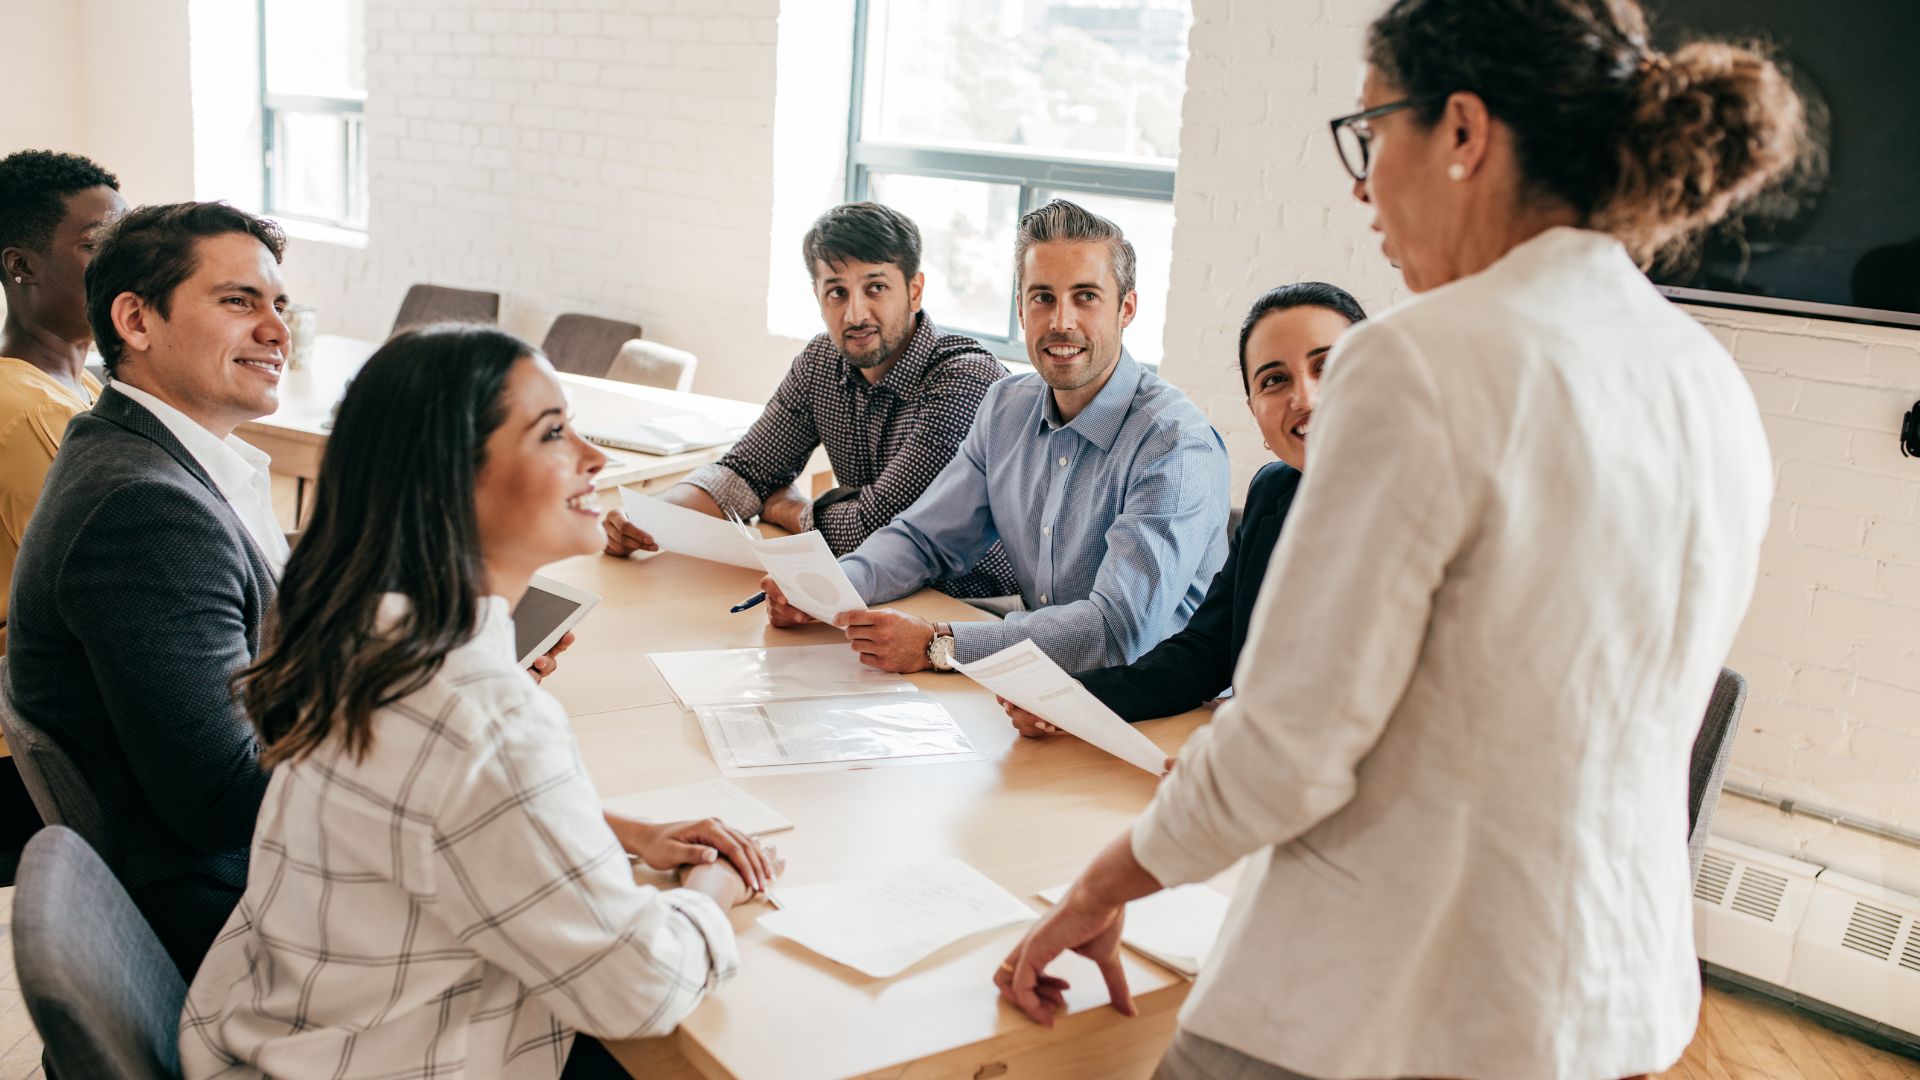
left=1328, top=98, right=1435, bottom=183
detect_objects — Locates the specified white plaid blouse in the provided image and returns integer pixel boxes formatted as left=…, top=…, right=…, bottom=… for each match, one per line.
left=179, top=596, right=738, bottom=1079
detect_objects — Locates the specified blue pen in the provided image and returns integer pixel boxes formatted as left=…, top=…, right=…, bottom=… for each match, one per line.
left=730, top=591, right=767, bottom=614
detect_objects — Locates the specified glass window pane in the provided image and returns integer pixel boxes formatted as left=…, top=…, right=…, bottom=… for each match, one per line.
left=272, top=111, right=367, bottom=228
left=867, top=173, right=1020, bottom=341
left=265, top=0, right=366, bottom=99
left=862, top=0, right=1190, bottom=161
left=1037, top=189, right=1171, bottom=367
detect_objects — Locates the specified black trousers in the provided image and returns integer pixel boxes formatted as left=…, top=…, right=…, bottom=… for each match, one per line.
left=561, top=1036, right=630, bottom=1079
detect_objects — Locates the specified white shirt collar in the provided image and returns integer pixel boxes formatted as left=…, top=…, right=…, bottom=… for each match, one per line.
left=112, top=380, right=289, bottom=576
left=111, top=380, right=272, bottom=496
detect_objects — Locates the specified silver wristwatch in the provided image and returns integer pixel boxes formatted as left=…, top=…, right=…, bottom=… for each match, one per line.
left=926, top=628, right=957, bottom=671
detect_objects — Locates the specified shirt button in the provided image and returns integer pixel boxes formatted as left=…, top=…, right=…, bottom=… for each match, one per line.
left=1058, top=456, right=1068, bottom=467
left=1040, top=593, right=1049, bottom=604
left=1042, top=526, right=1050, bottom=537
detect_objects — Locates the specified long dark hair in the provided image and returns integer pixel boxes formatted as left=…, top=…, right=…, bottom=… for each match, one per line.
left=1365, top=0, right=1811, bottom=265
left=240, top=324, right=530, bottom=769
left=1237, top=282, right=1368, bottom=393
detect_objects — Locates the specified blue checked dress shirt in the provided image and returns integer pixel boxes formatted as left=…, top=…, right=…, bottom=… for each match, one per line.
left=840, top=351, right=1231, bottom=673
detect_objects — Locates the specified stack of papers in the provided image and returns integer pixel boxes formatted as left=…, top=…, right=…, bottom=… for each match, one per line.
left=619, top=488, right=868, bottom=623
left=1036, top=883, right=1231, bottom=978
left=760, top=860, right=1036, bottom=978
left=603, top=779, right=793, bottom=836
left=651, top=644, right=913, bottom=708
left=953, top=640, right=1171, bottom=775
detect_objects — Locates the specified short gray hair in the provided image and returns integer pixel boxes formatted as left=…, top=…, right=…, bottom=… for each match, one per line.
left=1013, top=198, right=1136, bottom=298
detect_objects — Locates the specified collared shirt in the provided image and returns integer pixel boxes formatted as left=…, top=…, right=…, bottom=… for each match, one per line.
left=1132, top=229, right=1769, bottom=1079
left=840, top=351, right=1230, bottom=672
left=683, top=312, right=1019, bottom=598
left=111, top=381, right=290, bottom=576
left=179, top=595, right=740, bottom=1080
left=0, top=357, right=102, bottom=648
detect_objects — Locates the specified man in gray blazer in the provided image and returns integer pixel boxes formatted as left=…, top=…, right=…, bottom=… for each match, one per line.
left=7, top=201, right=291, bottom=978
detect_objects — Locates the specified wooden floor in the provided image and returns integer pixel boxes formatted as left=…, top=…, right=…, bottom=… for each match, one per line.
left=0, top=873, right=1912, bottom=1079
left=1653, top=980, right=1920, bottom=1080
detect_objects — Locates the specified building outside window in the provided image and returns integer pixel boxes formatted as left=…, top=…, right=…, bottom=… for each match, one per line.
left=848, top=0, right=1192, bottom=366
left=260, top=0, right=368, bottom=231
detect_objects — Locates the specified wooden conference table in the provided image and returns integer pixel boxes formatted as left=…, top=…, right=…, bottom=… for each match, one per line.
left=240, top=335, right=768, bottom=492
left=536, top=538, right=1216, bottom=1079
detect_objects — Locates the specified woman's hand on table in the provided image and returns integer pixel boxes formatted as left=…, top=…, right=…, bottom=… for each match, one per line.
left=612, top=814, right=779, bottom=892
left=994, top=885, right=1131, bottom=1027
left=995, top=832, right=1167, bottom=1025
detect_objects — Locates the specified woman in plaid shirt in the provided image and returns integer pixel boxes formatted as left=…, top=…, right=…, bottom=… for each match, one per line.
left=180, top=325, right=778, bottom=1079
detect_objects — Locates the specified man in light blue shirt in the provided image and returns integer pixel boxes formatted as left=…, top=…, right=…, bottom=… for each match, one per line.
left=759, top=199, right=1229, bottom=674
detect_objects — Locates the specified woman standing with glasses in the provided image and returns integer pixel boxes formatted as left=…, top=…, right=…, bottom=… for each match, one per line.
left=993, top=2, right=1812, bottom=1078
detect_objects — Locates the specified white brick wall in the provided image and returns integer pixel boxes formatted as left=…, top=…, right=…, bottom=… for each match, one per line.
left=11, top=0, right=1918, bottom=891
left=277, top=0, right=809, bottom=403
left=1164, top=0, right=1920, bottom=891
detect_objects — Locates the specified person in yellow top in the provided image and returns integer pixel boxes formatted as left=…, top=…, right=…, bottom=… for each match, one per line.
left=0, top=150, right=126, bottom=651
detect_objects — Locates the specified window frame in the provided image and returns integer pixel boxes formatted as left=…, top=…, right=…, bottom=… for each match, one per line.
left=258, top=0, right=369, bottom=232
left=844, top=0, right=1180, bottom=364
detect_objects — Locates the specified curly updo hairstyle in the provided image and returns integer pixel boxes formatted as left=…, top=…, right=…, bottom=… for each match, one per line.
left=1366, top=0, right=1814, bottom=265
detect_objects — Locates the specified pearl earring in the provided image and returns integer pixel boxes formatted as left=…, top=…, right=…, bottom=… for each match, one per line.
left=1447, top=163, right=1467, bottom=181
left=10, top=276, right=19, bottom=284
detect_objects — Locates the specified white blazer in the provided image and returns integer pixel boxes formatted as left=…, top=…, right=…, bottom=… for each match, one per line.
left=1133, top=227, right=1771, bottom=1080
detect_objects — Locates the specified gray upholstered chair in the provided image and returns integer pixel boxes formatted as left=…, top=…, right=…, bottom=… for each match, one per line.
left=15, top=826, right=187, bottom=1080
left=541, top=313, right=642, bottom=377
left=389, top=284, right=501, bottom=337
left=0, top=656, right=113, bottom=862
left=607, top=338, right=699, bottom=392
left=1688, top=666, right=1747, bottom=882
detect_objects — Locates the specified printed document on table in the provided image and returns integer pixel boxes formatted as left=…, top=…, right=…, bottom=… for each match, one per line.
left=759, top=859, right=1036, bottom=978
left=1037, top=882, right=1230, bottom=978
left=650, top=644, right=914, bottom=708
left=952, top=639, right=1170, bottom=775
left=603, top=779, right=793, bottom=836
left=617, top=487, right=762, bottom=570
left=738, top=527, right=867, bottom=625
left=696, top=693, right=977, bottom=771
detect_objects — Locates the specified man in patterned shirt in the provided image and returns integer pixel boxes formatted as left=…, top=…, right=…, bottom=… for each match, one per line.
left=602, top=201, right=1019, bottom=598
left=762, top=199, right=1231, bottom=676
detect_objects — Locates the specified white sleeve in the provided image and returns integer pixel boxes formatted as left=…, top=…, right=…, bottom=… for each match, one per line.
left=427, top=693, right=739, bottom=1039
left=1131, top=319, right=1473, bottom=885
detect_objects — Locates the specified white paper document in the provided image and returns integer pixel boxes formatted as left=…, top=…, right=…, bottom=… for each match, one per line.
left=952, top=640, right=1170, bottom=775
left=650, top=644, right=914, bottom=708
left=616, top=488, right=869, bottom=625
left=602, top=779, right=793, bottom=836
left=1037, top=883, right=1230, bottom=978
left=739, top=528, right=867, bottom=625
left=617, top=487, right=762, bottom=569
left=759, top=859, right=1036, bottom=978
left=697, top=693, right=977, bottom=770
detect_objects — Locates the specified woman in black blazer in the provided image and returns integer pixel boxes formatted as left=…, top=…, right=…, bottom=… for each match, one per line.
left=1005, top=282, right=1368, bottom=732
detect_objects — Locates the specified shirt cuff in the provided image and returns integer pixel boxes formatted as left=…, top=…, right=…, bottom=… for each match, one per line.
left=948, top=619, right=1010, bottom=664
left=658, top=887, right=742, bottom=993
left=682, top=464, right=763, bottom=521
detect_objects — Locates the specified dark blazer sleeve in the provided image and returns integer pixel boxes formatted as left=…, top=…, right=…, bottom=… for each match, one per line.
left=1076, top=462, right=1289, bottom=723
left=56, top=480, right=269, bottom=853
